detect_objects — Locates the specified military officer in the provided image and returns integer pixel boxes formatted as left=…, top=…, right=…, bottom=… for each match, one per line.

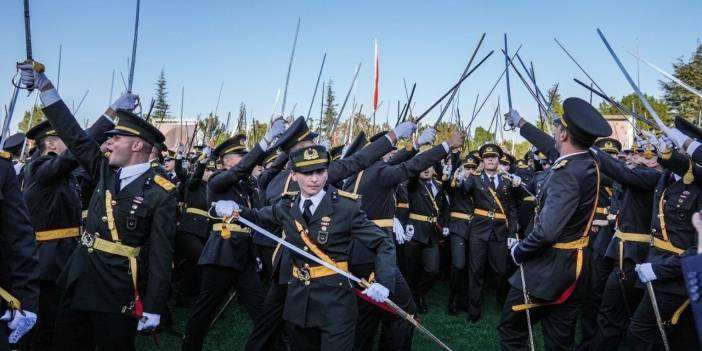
left=181, top=124, right=284, bottom=351
left=0, top=148, right=39, bottom=350
left=21, top=62, right=178, bottom=351
left=218, top=144, right=397, bottom=351
left=499, top=98, right=612, bottom=350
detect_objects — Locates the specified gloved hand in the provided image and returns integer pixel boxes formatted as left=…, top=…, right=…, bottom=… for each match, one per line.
left=392, top=121, right=417, bottom=140
left=442, top=227, right=450, bottom=237
left=416, top=127, right=436, bottom=147
left=510, top=174, right=522, bottom=187
left=215, top=200, right=239, bottom=217
left=507, top=237, right=519, bottom=250
left=362, top=283, right=390, bottom=303
left=177, top=143, right=185, bottom=155
left=17, top=62, right=50, bottom=91
left=0, top=310, right=37, bottom=344
left=110, top=92, right=139, bottom=112
left=504, top=109, right=522, bottom=128
left=641, top=130, right=658, bottom=147
left=393, top=217, right=406, bottom=245
left=635, top=263, right=657, bottom=283
left=656, top=136, right=674, bottom=152
left=264, top=119, right=286, bottom=144
left=442, top=164, right=452, bottom=178
left=666, top=128, right=690, bottom=149
left=454, top=167, right=465, bottom=182
left=136, top=312, right=160, bottom=331
left=404, top=224, right=415, bottom=242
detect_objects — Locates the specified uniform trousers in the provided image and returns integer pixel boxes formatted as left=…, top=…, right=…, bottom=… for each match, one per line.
left=53, top=298, right=137, bottom=351
left=287, top=319, right=355, bottom=351
left=468, top=232, right=508, bottom=318
left=628, top=288, right=700, bottom=351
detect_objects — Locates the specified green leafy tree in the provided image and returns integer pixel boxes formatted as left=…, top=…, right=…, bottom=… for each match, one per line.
left=153, top=69, right=171, bottom=121
left=197, top=112, right=228, bottom=146
left=598, top=93, right=669, bottom=129
left=661, top=43, right=702, bottom=122
left=18, top=105, right=46, bottom=132
left=247, top=119, right=268, bottom=148
left=469, top=126, right=495, bottom=150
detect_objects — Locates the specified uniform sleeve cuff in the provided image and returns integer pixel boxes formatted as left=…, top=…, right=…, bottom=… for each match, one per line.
left=384, top=134, right=395, bottom=145
left=101, top=114, right=115, bottom=125
left=441, top=141, right=449, bottom=153
left=39, top=88, right=61, bottom=107
left=687, top=141, right=701, bottom=156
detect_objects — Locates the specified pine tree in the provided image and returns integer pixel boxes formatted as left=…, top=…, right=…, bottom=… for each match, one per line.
left=153, top=69, right=171, bottom=121
left=598, top=93, right=669, bottom=129
left=322, top=79, right=337, bottom=136
left=661, top=43, right=702, bottom=122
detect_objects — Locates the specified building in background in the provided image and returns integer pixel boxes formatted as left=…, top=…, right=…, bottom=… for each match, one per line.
left=156, top=120, right=198, bottom=150
left=603, top=114, right=635, bottom=150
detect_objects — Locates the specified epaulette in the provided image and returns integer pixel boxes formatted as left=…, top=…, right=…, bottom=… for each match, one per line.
left=553, top=159, right=569, bottom=171
left=0, top=151, right=11, bottom=161
left=337, top=189, right=360, bottom=201
left=153, top=175, right=175, bottom=192
left=150, top=161, right=159, bottom=168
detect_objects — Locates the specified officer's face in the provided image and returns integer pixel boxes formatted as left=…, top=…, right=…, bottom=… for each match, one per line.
left=107, top=135, right=147, bottom=167
left=293, top=169, right=328, bottom=197
left=222, top=153, right=244, bottom=169
left=164, top=159, right=175, bottom=171
left=43, top=136, right=67, bottom=155
left=500, top=163, right=510, bottom=172
left=251, top=165, right=263, bottom=178
left=483, top=156, right=498, bottom=171
left=203, top=169, right=213, bottom=182
left=419, top=166, right=434, bottom=180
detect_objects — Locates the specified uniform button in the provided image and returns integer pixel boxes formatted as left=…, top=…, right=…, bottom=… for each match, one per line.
left=688, top=271, right=698, bottom=279
left=303, top=247, right=309, bottom=251
left=690, top=285, right=699, bottom=293
left=111, top=201, right=117, bottom=206
left=101, top=216, right=108, bottom=223
left=692, top=293, right=700, bottom=302
left=690, top=278, right=699, bottom=285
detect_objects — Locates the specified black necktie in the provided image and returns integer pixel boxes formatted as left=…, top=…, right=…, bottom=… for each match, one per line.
left=302, top=199, right=313, bottom=223
left=489, top=176, right=495, bottom=189
left=115, top=170, right=122, bottom=194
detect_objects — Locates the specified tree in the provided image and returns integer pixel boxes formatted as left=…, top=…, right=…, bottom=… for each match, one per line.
left=469, top=126, right=495, bottom=150
left=153, top=69, right=171, bottom=121
left=247, top=119, right=268, bottom=148
left=17, top=105, right=45, bottom=132
left=547, top=84, right=564, bottom=118
left=322, top=79, right=337, bottom=136
left=197, top=112, right=228, bottom=147
left=598, top=93, right=669, bottom=129
left=661, top=43, right=702, bottom=122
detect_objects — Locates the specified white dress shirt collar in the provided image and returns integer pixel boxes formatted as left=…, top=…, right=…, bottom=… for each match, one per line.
left=118, top=162, right=151, bottom=190
left=298, top=189, right=327, bottom=216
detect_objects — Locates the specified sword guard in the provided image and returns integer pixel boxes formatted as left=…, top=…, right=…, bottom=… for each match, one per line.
left=359, top=278, right=372, bottom=289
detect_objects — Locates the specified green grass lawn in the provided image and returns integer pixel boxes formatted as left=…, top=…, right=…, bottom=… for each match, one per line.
left=136, top=282, right=547, bottom=350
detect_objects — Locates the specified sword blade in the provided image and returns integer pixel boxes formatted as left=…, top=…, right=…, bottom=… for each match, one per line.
left=597, top=29, right=667, bottom=132
left=330, top=63, right=362, bottom=137
left=504, top=34, right=512, bottom=111
left=235, top=215, right=453, bottom=351
left=23, top=0, right=32, bottom=61
left=646, top=282, right=671, bottom=351
left=628, top=50, right=702, bottom=99
left=281, top=18, right=301, bottom=116
left=127, top=0, right=141, bottom=92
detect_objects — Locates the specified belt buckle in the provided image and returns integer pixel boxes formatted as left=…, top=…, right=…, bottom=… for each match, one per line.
left=428, top=216, right=436, bottom=223
left=488, top=210, right=496, bottom=219
left=81, top=231, right=95, bottom=253
left=297, top=266, right=311, bottom=285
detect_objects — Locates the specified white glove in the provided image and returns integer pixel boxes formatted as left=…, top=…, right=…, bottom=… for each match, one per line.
left=454, top=167, right=465, bottom=182
left=17, top=63, right=50, bottom=91
left=635, top=263, right=657, bottom=283
left=442, top=227, right=450, bottom=237
left=362, top=283, right=390, bottom=303
left=641, top=130, right=658, bottom=147
left=393, top=217, right=406, bottom=245
left=264, top=119, right=286, bottom=143
left=442, top=164, right=452, bottom=177
left=0, top=310, right=37, bottom=343
left=657, top=136, right=674, bottom=152
left=666, top=128, right=690, bottom=149
left=505, top=109, right=522, bottom=128
left=507, top=237, right=519, bottom=250
left=511, top=174, right=522, bottom=187
left=136, top=312, right=160, bottom=331
left=416, top=127, right=436, bottom=146
left=215, top=200, right=239, bottom=217
left=202, top=146, right=212, bottom=158
left=393, top=122, right=417, bottom=140
left=405, top=224, right=415, bottom=241
left=110, top=92, right=139, bottom=112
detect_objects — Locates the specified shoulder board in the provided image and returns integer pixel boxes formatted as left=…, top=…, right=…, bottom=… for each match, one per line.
left=553, top=159, right=569, bottom=171
left=282, top=191, right=299, bottom=198
left=0, top=151, right=11, bottom=161
left=337, top=190, right=360, bottom=200
left=150, top=161, right=159, bottom=168
left=154, top=175, right=176, bottom=192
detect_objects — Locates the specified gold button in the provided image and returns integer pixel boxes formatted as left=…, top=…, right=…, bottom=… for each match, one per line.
left=111, top=201, right=117, bottom=206
left=101, top=216, right=108, bottom=222
left=303, top=246, right=309, bottom=251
